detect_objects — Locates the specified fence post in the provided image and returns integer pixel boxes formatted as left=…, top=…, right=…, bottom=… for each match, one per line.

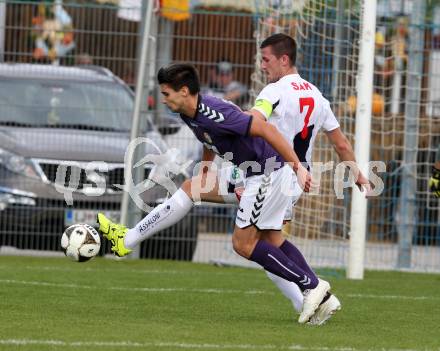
left=154, top=18, right=174, bottom=124
left=331, top=0, right=344, bottom=101
left=396, top=0, right=426, bottom=269
left=0, top=1, right=5, bottom=62
left=120, top=0, right=155, bottom=259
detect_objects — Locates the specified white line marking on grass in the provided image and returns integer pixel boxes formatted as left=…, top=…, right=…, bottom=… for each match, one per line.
left=0, top=279, right=85, bottom=289
left=0, top=339, right=429, bottom=351
left=346, top=293, right=433, bottom=301
left=0, top=279, right=269, bottom=295
left=22, top=265, right=184, bottom=274
left=0, top=265, right=260, bottom=277
left=1, top=279, right=438, bottom=301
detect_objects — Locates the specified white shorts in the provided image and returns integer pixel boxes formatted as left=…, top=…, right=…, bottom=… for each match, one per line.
left=235, top=165, right=294, bottom=230
left=283, top=178, right=303, bottom=221
left=218, top=164, right=302, bottom=222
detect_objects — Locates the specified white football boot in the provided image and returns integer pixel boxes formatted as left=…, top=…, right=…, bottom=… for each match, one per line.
left=308, top=294, right=341, bottom=325
left=298, top=279, right=330, bottom=324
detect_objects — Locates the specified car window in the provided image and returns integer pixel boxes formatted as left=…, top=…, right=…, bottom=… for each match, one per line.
left=0, top=78, right=152, bottom=132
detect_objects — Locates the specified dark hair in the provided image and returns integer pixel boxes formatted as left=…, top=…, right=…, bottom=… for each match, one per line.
left=157, top=63, right=200, bottom=95
left=260, top=33, right=297, bottom=66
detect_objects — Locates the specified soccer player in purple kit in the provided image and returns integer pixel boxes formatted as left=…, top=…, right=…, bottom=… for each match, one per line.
left=97, top=63, right=330, bottom=323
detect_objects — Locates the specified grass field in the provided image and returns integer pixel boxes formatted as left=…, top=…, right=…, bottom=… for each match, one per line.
left=0, top=255, right=439, bottom=351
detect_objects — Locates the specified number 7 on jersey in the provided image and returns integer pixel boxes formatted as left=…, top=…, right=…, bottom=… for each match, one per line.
left=299, top=97, right=314, bottom=139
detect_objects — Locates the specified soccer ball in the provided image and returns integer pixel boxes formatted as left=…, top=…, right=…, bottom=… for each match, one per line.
left=61, top=224, right=101, bottom=262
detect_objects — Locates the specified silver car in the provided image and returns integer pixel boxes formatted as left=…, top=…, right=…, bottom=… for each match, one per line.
left=0, top=63, right=198, bottom=260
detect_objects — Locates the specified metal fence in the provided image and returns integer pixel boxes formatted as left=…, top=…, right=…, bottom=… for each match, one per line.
left=0, top=0, right=439, bottom=273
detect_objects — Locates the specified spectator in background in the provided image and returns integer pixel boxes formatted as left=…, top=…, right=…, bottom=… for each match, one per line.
left=374, top=29, right=394, bottom=88
left=203, top=60, right=248, bottom=108
left=75, top=53, right=93, bottom=65
left=121, top=61, right=136, bottom=91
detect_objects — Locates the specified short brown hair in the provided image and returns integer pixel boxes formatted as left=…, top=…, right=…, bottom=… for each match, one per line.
left=260, top=33, right=297, bottom=66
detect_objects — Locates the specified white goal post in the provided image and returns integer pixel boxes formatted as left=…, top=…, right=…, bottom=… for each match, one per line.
left=347, top=0, right=377, bottom=280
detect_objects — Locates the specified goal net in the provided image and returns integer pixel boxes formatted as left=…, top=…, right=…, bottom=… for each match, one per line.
left=249, top=0, right=440, bottom=273
left=249, top=0, right=363, bottom=270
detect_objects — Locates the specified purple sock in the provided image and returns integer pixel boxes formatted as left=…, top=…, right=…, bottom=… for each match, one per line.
left=279, top=240, right=318, bottom=282
left=250, top=240, right=318, bottom=291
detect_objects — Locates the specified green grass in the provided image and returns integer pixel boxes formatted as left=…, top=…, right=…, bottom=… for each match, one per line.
left=0, top=256, right=439, bottom=351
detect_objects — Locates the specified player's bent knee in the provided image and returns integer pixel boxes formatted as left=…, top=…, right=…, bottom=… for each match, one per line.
left=180, top=179, right=193, bottom=198
left=232, top=237, right=249, bottom=258
left=181, top=173, right=218, bottom=201
left=232, top=232, right=256, bottom=259
left=261, top=230, right=284, bottom=247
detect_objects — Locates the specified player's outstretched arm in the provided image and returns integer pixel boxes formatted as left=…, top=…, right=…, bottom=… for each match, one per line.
left=247, top=108, right=266, bottom=121
left=248, top=115, right=311, bottom=192
left=325, top=128, right=356, bottom=162
left=325, top=128, right=370, bottom=192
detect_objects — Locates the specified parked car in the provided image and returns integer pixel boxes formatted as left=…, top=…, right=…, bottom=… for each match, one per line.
left=155, top=106, right=203, bottom=164
left=0, top=63, right=198, bottom=260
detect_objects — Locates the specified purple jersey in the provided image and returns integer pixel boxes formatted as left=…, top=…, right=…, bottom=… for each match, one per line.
left=180, top=95, right=284, bottom=176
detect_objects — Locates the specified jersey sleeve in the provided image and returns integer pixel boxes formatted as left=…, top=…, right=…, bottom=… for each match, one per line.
left=252, top=83, right=281, bottom=119
left=209, top=101, right=253, bottom=137
left=322, top=98, right=340, bottom=132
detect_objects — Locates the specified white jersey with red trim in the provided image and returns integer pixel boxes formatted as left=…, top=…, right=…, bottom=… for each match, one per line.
left=253, top=74, right=340, bottom=168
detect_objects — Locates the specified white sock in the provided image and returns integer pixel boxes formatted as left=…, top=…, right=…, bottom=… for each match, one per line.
left=124, top=188, right=193, bottom=249
left=266, top=271, right=303, bottom=313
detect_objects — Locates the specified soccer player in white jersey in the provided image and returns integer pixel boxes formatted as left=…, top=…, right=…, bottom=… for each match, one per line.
left=248, top=33, right=371, bottom=325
